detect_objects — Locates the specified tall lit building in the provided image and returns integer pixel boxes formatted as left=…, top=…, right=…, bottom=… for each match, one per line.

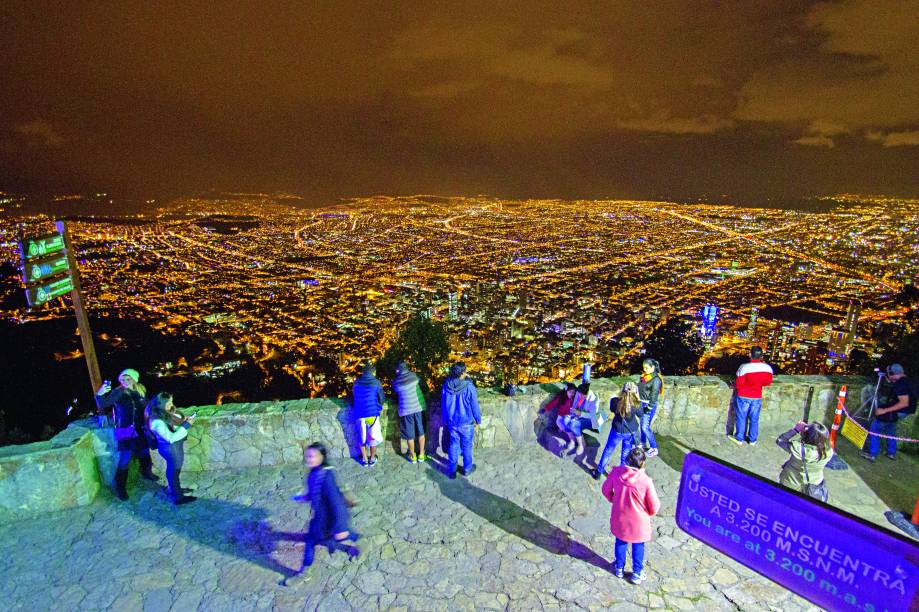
left=447, top=291, right=458, bottom=321
left=747, top=306, right=759, bottom=336
left=701, top=304, right=719, bottom=345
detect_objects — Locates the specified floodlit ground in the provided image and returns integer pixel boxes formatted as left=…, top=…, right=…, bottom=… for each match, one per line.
left=0, top=435, right=913, bottom=611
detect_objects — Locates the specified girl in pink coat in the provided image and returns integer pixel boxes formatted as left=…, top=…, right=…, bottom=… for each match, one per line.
left=601, top=447, right=661, bottom=584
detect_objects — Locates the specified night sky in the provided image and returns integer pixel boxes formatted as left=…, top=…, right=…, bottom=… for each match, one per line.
left=2, top=2, right=918, bottom=203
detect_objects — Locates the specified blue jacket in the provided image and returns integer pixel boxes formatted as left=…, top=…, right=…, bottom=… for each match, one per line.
left=306, top=466, right=351, bottom=539
left=441, top=376, right=481, bottom=427
left=351, top=371, right=384, bottom=419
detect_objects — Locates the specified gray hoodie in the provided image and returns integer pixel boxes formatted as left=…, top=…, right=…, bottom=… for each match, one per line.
left=393, top=369, right=425, bottom=417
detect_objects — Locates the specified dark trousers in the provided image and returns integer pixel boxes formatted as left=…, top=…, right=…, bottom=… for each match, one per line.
left=117, top=437, right=155, bottom=474
left=301, top=521, right=359, bottom=568
left=159, top=441, right=185, bottom=501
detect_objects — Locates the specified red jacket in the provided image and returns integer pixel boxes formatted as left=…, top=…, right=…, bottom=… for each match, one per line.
left=544, top=392, right=574, bottom=417
left=735, top=360, right=774, bottom=399
left=602, top=466, right=661, bottom=543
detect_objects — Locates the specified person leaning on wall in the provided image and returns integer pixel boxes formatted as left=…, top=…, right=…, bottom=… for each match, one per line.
left=96, top=368, right=158, bottom=501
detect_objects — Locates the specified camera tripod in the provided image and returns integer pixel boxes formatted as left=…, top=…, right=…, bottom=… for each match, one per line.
left=851, top=369, right=887, bottom=424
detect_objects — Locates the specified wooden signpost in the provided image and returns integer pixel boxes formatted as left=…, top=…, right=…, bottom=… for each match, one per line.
left=18, top=221, right=103, bottom=400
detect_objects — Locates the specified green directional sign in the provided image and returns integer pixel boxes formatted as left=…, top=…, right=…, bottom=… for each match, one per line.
left=22, top=255, right=70, bottom=284
left=19, top=233, right=65, bottom=261
left=26, top=275, right=74, bottom=307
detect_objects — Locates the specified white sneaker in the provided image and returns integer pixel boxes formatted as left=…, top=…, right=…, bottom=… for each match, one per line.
left=646, top=448, right=659, bottom=457
left=629, top=571, right=644, bottom=585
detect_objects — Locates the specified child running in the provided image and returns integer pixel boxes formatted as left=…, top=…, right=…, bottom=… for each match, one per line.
left=601, top=447, right=661, bottom=585
left=282, top=442, right=360, bottom=585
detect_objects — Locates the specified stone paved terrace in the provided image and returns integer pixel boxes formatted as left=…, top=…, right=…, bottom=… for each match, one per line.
left=2, top=432, right=916, bottom=612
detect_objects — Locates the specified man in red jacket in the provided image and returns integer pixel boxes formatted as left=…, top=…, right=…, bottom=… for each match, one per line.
left=732, top=346, right=774, bottom=446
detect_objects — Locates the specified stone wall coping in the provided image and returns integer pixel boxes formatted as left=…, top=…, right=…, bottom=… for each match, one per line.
left=0, top=374, right=869, bottom=457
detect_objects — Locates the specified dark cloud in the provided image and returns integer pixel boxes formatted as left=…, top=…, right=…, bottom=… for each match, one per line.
left=0, top=1, right=917, bottom=200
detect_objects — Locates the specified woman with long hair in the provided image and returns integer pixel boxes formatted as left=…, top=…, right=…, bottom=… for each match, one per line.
left=539, top=382, right=578, bottom=455
left=95, top=368, right=158, bottom=500
left=593, top=382, right=641, bottom=480
left=776, top=421, right=833, bottom=499
left=283, top=442, right=360, bottom=585
left=145, top=392, right=196, bottom=505
left=637, top=358, right=663, bottom=457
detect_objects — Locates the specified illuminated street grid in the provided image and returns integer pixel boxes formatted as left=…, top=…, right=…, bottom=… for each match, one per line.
left=1, top=195, right=917, bottom=391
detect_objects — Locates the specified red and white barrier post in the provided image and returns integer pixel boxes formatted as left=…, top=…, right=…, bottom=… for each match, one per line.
left=829, top=385, right=847, bottom=450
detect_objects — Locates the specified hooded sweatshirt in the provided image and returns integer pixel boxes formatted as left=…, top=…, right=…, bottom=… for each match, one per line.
left=393, top=369, right=425, bottom=417
left=602, top=465, right=661, bottom=543
left=352, top=371, right=384, bottom=419
left=441, top=376, right=481, bottom=428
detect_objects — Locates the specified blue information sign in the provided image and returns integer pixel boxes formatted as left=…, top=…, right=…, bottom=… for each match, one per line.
left=676, top=451, right=919, bottom=611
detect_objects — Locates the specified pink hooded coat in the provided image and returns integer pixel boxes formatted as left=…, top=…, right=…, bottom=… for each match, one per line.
left=602, top=465, right=661, bottom=543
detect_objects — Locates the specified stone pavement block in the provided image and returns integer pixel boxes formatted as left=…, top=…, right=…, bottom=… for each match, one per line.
left=1, top=443, right=907, bottom=612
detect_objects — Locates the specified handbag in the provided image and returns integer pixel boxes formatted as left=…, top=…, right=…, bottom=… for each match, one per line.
left=800, top=443, right=828, bottom=502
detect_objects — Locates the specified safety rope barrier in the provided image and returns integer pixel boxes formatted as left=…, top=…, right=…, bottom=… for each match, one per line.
left=839, top=399, right=919, bottom=443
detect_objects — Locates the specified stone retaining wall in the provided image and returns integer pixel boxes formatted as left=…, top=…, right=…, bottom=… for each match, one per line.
left=0, top=424, right=101, bottom=522
left=0, top=375, right=890, bottom=521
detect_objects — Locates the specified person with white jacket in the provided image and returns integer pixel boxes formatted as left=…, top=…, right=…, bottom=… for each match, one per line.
left=145, top=392, right=197, bottom=505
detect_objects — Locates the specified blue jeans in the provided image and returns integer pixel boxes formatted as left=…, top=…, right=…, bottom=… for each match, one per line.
left=734, top=397, right=762, bottom=443
left=640, top=406, right=658, bottom=450
left=615, top=538, right=645, bottom=574
left=868, top=413, right=906, bottom=457
left=159, top=441, right=185, bottom=502
left=598, top=430, right=636, bottom=473
left=448, top=424, right=475, bottom=473
left=568, top=416, right=594, bottom=437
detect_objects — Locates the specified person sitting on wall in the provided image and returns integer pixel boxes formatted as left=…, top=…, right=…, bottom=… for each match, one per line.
left=567, top=382, right=602, bottom=464
left=539, top=382, right=577, bottom=455
left=351, top=362, right=385, bottom=466
left=96, top=368, right=158, bottom=501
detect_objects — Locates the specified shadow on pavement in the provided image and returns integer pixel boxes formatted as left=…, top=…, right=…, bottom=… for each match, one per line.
left=423, top=464, right=609, bottom=572
left=655, top=434, right=692, bottom=473
left=833, top=440, right=919, bottom=515
left=128, top=495, right=300, bottom=579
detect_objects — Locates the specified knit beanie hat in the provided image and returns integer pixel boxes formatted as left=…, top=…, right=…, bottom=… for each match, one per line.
left=119, top=368, right=140, bottom=383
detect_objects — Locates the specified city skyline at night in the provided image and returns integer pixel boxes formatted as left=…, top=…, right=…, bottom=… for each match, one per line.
left=2, top=192, right=916, bottom=398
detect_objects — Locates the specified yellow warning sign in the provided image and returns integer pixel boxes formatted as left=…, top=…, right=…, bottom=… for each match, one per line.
left=840, top=417, right=869, bottom=449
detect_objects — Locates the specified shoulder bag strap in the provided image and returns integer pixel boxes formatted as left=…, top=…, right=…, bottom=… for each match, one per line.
left=800, top=442, right=811, bottom=485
